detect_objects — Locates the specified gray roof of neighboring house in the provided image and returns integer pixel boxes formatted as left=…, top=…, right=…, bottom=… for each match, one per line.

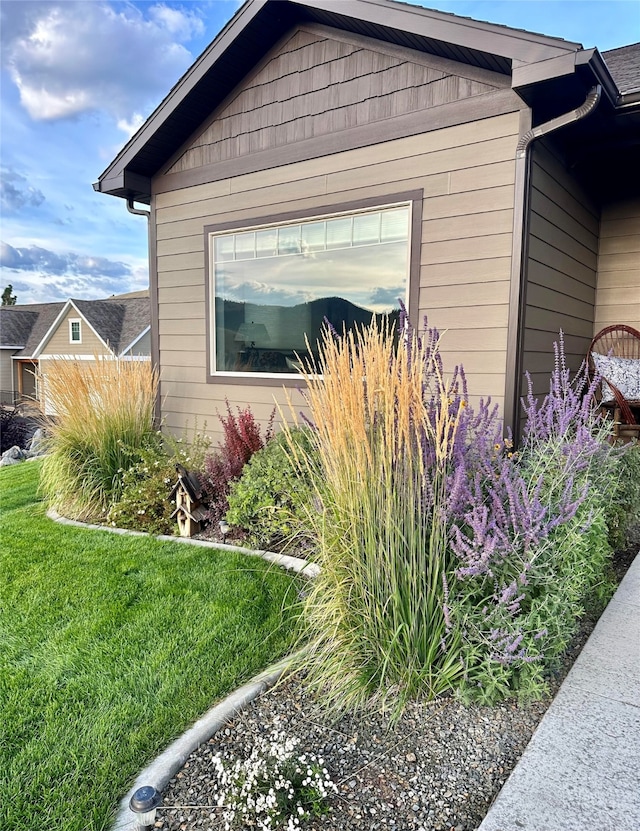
left=603, top=42, right=640, bottom=94
left=0, top=302, right=65, bottom=354
left=75, top=296, right=150, bottom=353
left=0, top=293, right=149, bottom=357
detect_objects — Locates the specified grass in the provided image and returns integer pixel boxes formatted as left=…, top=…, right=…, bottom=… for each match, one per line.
left=0, top=461, right=301, bottom=831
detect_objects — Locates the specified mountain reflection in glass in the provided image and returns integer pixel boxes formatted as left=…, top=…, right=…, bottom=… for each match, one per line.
left=212, top=205, right=410, bottom=374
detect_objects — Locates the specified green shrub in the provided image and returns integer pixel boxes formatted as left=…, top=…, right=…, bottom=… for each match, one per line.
left=604, top=443, right=640, bottom=551
left=106, top=447, right=177, bottom=535
left=107, top=430, right=211, bottom=536
left=226, top=428, right=317, bottom=550
left=448, top=348, right=620, bottom=703
left=40, top=358, right=159, bottom=520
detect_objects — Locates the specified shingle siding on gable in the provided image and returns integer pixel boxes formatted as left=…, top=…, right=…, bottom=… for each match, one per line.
left=167, top=27, right=505, bottom=175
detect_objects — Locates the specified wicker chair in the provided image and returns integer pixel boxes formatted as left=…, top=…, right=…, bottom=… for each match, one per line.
left=588, top=325, right=640, bottom=440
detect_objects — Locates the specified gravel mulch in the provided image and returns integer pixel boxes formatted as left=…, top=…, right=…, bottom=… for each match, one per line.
left=154, top=535, right=638, bottom=831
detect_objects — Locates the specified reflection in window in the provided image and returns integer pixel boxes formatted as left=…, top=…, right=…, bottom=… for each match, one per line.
left=210, top=204, right=410, bottom=375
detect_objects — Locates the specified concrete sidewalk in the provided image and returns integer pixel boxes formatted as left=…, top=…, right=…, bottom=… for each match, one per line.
left=478, top=553, right=640, bottom=831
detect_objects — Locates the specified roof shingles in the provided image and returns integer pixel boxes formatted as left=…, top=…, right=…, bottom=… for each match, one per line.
left=603, top=42, right=640, bottom=94
left=0, top=295, right=149, bottom=357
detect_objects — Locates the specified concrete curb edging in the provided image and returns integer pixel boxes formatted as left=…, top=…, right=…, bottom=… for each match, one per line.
left=111, top=653, right=300, bottom=831
left=46, top=509, right=320, bottom=578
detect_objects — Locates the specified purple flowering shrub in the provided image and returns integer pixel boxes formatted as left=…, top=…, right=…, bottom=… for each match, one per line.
left=439, top=333, right=617, bottom=701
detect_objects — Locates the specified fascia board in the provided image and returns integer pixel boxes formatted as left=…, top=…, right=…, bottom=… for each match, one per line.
left=575, top=48, right=621, bottom=106
left=512, top=52, right=580, bottom=89
left=119, top=325, right=151, bottom=357
left=95, top=0, right=269, bottom=188
left=513, top=47, right=620, bottom=107
left=293, top=0, right=582, bottom=62
left=32, top=300, right=73, bottom=358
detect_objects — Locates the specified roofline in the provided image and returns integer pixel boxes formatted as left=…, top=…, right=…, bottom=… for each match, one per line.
left=32, top=299, right=112, bottom=359
left=95, top=0, right=585, bottom=202
left=512, top=46, right=621, bottom=110
left=576, top=48, right=623, bottom=106
left=119, top=324, right=151, bottom=357
left=294, top=0, right=583, bottom=58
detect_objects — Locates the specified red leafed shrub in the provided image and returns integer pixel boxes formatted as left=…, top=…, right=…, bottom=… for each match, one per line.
left=200, top=402, right=275, bottom=525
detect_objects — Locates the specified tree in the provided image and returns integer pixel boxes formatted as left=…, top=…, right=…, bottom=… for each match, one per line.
left=2, top=285, right=17, bottom=306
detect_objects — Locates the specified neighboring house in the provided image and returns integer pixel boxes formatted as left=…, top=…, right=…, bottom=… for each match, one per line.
left=0, top=291, right=150, bottom=411
left=94, top=0, right=640, bottom=439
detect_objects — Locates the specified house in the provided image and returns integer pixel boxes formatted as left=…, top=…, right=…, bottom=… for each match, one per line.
left=0, top=291, right=150, bottom=410
left=94, top=0, right=640, bottom=440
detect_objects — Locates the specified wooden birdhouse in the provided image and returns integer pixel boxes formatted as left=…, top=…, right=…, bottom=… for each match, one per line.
left=170, top=464, right=208, bottom=537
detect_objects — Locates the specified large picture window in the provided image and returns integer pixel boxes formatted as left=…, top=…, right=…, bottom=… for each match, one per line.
left=209, top=203, right=411, bottom=376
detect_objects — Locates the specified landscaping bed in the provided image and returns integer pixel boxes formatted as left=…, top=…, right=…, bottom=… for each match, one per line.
left=19, top=330, right=639, bottom=831
left=144, top=534, right=640, bottom=831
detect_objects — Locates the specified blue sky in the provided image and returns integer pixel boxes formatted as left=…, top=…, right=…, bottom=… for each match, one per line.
left=1, top=0, right=638, bottom=305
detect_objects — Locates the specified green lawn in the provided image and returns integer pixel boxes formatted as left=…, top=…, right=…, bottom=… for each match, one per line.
left=0, top=461, right=301, bottom=831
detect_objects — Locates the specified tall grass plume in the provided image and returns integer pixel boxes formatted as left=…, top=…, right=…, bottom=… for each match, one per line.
left=40, top=357, right=158, bottom=520
left=284, top=317, right=465, bottom=718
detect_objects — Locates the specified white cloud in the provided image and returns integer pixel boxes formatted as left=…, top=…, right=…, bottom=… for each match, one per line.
left=224, top=279, right=313, bottom=307
left=1, top=241, right=148, bottom=303
left=117, top=113, right=146, bottom=139
left=149, top=4, right=204, bottom=39
left=1, top=1, right=201, bottom=122
left=0, top=167, right=46, bottom=213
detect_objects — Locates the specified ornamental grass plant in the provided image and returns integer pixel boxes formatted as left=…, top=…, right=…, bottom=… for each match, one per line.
left=40, top=357, right=158, bottom=520
left=284, top=318, right=466, bottom=718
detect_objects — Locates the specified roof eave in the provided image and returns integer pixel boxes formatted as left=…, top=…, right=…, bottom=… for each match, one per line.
left=95, top=0, right=584, bottom=202
left=293, top=0, right=582, bottom=62
left=95, top=0, right=271, bottom=201
left=512, top=47, right=620, bottom=111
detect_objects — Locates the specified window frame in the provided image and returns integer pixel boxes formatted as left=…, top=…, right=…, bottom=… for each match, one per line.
left=204, top=190, right=423, bottom=386
left=69, top=319, right=82, bottom=344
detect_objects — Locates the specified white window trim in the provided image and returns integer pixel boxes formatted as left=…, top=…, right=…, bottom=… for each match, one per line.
left=69, top=318, right=82, bottom=344
left=208, top=201, right=412, bottom=379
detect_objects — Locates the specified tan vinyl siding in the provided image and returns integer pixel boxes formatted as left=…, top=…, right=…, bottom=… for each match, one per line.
left=0, top=350, right=16, bottom=401
left=594, top=199, right=640, bottom=333
left=155, top=109, right=519, bottom=440
left=39, top=309, right=108, bottom=357
left=521, top=142, right=599, bottom=397
left=168, top=28, right=503, bottom=174
left=124, top=330, right=151, bottom=357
